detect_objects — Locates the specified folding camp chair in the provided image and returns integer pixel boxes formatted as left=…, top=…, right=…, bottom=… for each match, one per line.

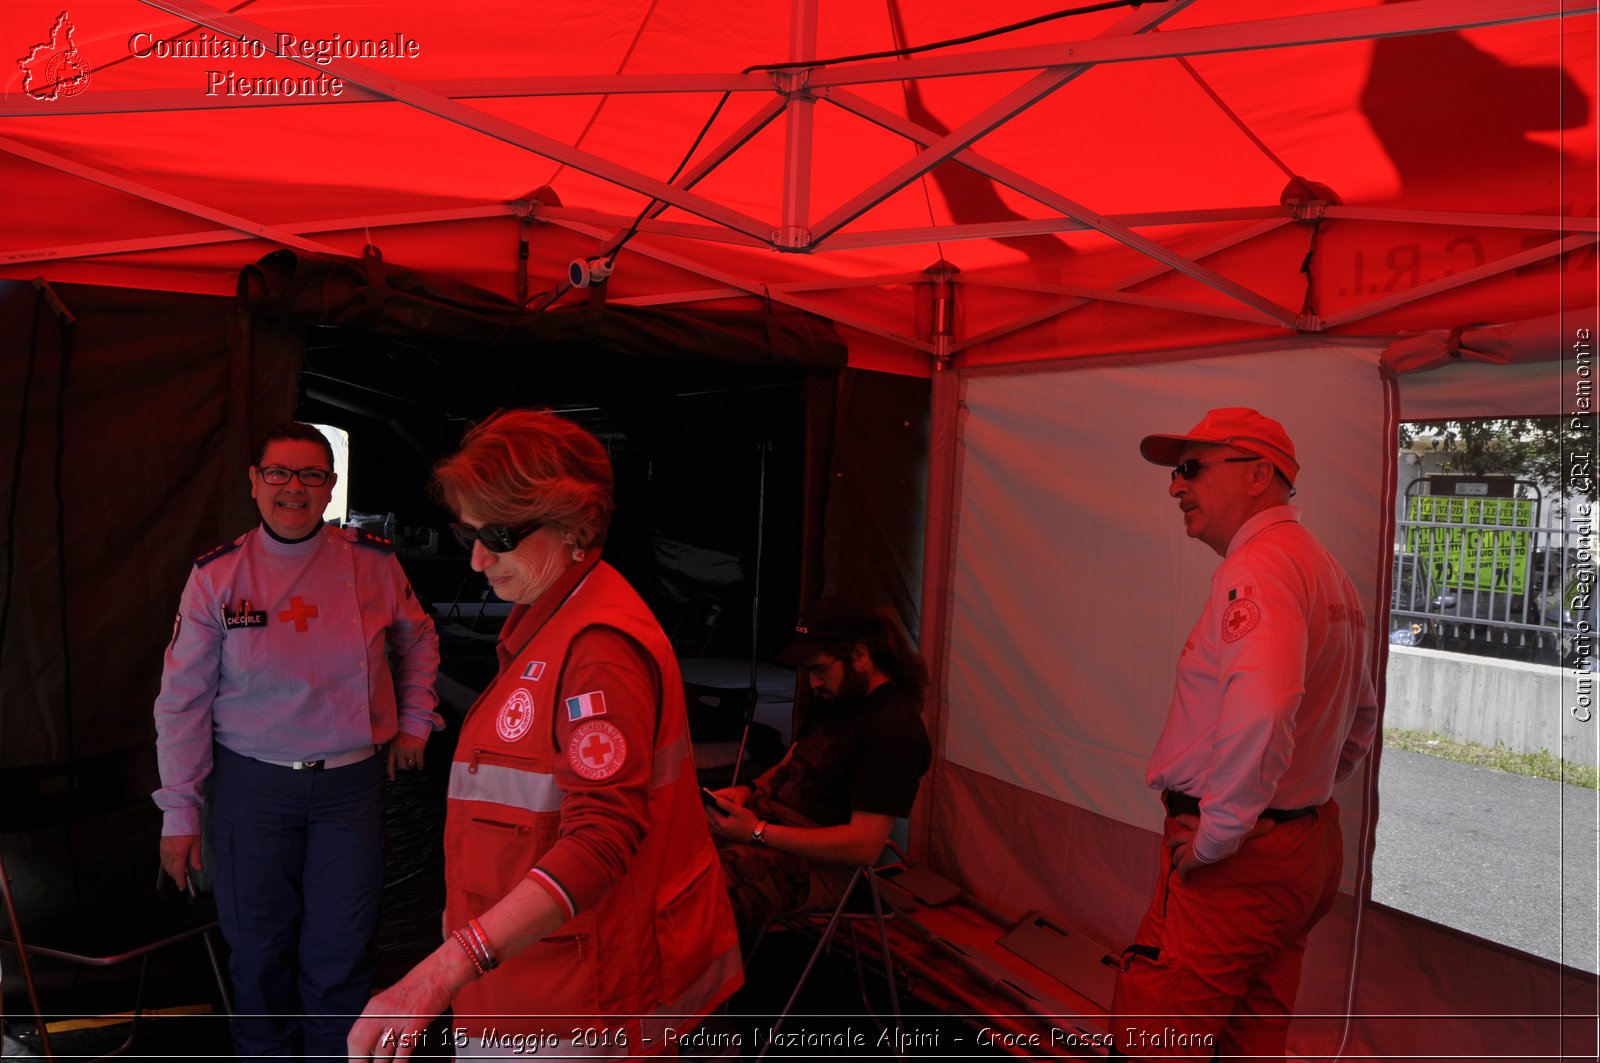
left=753, top=861, right=905, bottom=1061
left=0, top=746, right=232, bottom=1061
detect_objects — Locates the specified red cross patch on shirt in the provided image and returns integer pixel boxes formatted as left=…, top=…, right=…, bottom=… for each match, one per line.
left=277, top=595, right=318, bottom=631
left=496, top=688, right=534, bottom=742
left=1222, top=599, right=1261, bottom=643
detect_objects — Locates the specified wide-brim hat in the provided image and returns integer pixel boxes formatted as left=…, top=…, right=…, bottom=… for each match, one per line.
left=1138, top=407, right=1300, bottom=486
left=775, top=597, right=878, bottom=666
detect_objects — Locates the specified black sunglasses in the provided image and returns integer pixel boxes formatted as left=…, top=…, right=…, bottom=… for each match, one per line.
left=450, top=521, right=543, bottom=553
left=1170, top=456, right=1261, bottom=481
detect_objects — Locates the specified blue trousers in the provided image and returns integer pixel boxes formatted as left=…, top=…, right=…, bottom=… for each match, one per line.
left=210, top=745, right=385, bottom=1060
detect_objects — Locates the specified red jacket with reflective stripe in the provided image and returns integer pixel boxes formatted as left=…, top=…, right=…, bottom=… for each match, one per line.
left=445, top=561, right=741, bottom=1049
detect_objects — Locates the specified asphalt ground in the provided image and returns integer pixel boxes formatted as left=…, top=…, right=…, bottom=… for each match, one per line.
left=1371, top=745, right=1599, bottom=974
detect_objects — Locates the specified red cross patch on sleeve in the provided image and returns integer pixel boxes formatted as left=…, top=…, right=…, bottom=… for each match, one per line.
left=568, top=719, right=627, bottom=781
left=1222, top=599, right=1261, bottom=642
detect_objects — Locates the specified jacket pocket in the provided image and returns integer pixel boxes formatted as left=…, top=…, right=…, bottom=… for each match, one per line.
left=452, top=812, right=555, bottom=903
left=654, top=854, right=734, bottom=1004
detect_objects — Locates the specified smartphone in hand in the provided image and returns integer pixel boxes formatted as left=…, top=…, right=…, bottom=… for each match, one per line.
left=700, top=787, right=731, bottom=816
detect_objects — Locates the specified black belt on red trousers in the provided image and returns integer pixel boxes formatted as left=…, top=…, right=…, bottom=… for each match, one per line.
left=1162, top=788, right=1317, bottom=823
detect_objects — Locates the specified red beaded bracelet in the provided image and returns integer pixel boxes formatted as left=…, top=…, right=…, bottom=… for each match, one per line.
left=451, top=928, right=486, bottom=977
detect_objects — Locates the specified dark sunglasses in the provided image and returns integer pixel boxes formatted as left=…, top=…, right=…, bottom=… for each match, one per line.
left=449, top=520, right=543, bottom=553
left=1170, top=456, right=1261, bottom=481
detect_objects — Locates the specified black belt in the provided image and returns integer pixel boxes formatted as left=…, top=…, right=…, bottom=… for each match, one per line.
left=1162, top=789, right=1318, bottom=824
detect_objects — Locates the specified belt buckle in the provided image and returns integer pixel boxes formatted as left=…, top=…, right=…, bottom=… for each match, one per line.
left=291, top=759, right=325, bottom=771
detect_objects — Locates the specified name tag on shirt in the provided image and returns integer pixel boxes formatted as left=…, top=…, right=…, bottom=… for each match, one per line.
left=224, top=610, right=267, bottom=630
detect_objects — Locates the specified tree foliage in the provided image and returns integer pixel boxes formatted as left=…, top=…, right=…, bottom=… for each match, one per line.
left=1400, top=417, right=1592, bottom=502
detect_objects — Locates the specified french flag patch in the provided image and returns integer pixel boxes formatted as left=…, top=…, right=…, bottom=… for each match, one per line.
left=565, top=690, right=608, bottom=721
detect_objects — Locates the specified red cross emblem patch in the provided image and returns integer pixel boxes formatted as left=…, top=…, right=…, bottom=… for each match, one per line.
left=568, top=719, right=627, bottom=781
left=1221, top=599, right=1260, bottom=643
left=277, top=595, right=318, bottom=631
left=496, top=688, right=534, bottom=742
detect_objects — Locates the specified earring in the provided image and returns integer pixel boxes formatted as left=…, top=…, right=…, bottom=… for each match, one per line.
left=565, top=540, right=586, bottom=562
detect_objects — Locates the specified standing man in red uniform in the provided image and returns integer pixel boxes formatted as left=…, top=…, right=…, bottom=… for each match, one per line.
left=1112, top=408, right=1379, bottom=1060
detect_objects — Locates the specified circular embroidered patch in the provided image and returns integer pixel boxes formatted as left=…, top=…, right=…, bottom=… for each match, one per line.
left=496, top=688, right=535, bottom=742
left=1221, top=599, right=1261, bottom=642
left=568, top=719, right=627, bottom=781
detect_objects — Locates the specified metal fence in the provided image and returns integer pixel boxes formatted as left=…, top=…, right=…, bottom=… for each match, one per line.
left=1390, top=479, right=1589, bottom=667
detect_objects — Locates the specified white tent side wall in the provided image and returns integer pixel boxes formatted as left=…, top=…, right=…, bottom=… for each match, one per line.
left=914, top=328, right=1599, bottom=1057
left=916, top=340, right=1398, bottom=1055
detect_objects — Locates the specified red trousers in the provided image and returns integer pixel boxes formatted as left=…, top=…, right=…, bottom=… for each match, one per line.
left=1110, top=801, right=1342, bottom=1060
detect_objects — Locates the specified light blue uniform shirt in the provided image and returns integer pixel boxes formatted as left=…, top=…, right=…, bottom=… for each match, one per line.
left=153, top=523, right=441, bottom=835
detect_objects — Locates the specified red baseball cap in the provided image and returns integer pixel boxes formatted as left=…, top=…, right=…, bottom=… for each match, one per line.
left=1139, top=407, right=1300, bottom=486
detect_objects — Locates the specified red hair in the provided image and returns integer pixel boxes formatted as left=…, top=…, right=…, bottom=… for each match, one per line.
left=431, top=410, right=614, bottom=547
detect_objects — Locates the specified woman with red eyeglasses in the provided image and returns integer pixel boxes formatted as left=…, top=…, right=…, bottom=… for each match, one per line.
left=348, top=409, right=741, bottom=1061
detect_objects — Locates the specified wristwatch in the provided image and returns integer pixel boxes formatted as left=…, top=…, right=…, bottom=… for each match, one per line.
left=751, top=819, right=769, bottom=847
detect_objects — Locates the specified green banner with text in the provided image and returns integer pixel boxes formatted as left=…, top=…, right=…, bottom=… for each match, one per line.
left=1404, top=496, right=1535, bottom=593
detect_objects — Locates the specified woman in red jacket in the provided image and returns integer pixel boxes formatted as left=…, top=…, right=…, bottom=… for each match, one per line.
left=349, top=410, right=741, bottom=1061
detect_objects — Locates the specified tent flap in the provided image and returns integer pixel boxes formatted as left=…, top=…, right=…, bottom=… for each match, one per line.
left=0, top=278, right=298, bottom=767
left=1381, top=307, right=1600, bottom=376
